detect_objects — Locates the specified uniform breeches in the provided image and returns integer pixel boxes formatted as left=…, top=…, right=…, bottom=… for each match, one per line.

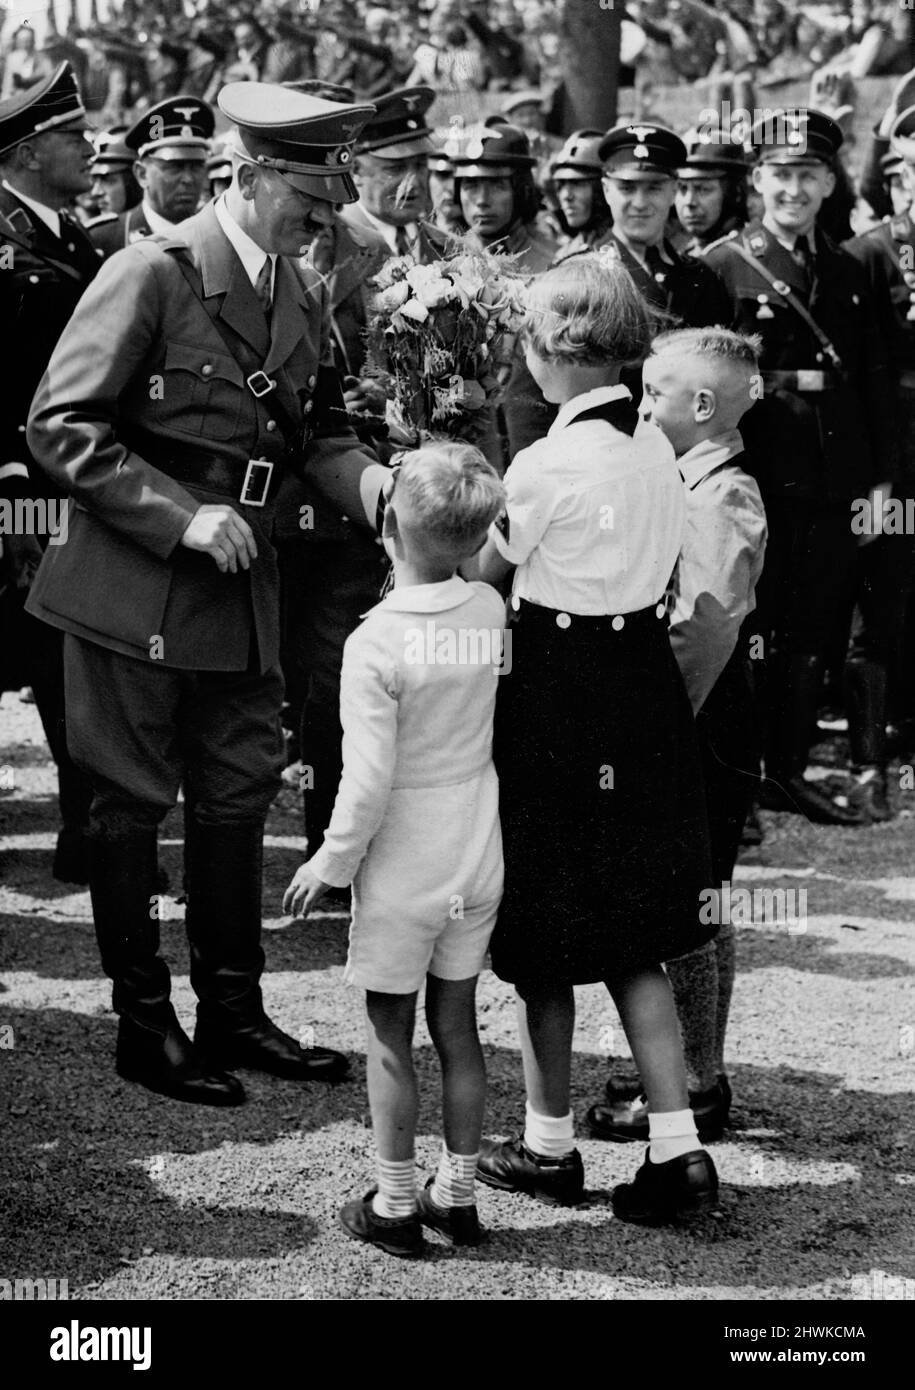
left=63, top=635, right=285, bottom=836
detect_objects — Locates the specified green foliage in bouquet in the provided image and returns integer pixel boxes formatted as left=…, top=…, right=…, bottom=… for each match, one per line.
left=364, top=239, right=527, bottom=436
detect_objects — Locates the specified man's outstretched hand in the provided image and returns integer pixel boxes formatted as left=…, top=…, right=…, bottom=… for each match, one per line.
left=284, top=861, right=334, bottom=918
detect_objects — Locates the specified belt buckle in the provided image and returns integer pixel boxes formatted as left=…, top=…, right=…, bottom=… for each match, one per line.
left=796, top=369, right=824, bottom=392
left=246, top=370, right=276, bottom=399
left=240, top=458, right=273, bottom=507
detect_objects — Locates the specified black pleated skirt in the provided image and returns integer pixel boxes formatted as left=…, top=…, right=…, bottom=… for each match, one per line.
left=491, top=598, right=715, bottom=988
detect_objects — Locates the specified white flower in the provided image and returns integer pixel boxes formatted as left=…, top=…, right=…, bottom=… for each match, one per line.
left=405, top=262, right=456, bottom=308
left=376, top=281, right=411, bottom=312
left=398, top=298, right=430, bottom=324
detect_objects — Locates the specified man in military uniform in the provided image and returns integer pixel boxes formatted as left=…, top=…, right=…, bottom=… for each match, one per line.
left=549, top=129, right=612, bottom=261
left=86, top=129, right=141, bottom=220
left=88, top=96, right=214, bottom=259
left=295, top=88, right=450, bottom=862
left=25, top=81, right=390, bottom=1106
left=503, top=123, right=733, bottom=458
left=841, top=104, right=915, bottom=820
left=0, top=63, right=99, bottom=882
left=450, top=122, right=557, bottom=271
left=674, top=130, right=748, bottom=257
left=704, top=109, right=897, bottom=824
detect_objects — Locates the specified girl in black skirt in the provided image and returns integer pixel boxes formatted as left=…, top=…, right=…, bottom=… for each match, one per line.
left=470, top=256, right=719, bottom=1224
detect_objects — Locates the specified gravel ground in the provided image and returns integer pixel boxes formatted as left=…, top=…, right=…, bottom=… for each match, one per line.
left=2, top=690, right=914, bottom=1302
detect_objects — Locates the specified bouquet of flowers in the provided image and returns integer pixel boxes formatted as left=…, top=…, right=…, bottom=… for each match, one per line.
left=364, top=241, right=527, bottom=443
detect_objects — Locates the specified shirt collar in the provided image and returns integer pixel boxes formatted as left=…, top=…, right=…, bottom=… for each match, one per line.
left=213, top=194, right=276, bottom=290
left=372, top=575, right=473, bottom=614
left=2, top=180, right=60, bottom=238
left=358, top=202, right=416, bottom=256
left=549, top=383, right=632, bottom=435
left=141, top=198, right=182, bottom=239
left=761, top=216, right=816, bottom=256
left=677, top=429, right=745, bottom=489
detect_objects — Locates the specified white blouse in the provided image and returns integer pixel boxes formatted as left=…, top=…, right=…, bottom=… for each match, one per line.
left=491, top=385, right=685, bottom=616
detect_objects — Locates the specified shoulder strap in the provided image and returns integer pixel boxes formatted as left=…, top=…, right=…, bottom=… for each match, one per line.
left=727, top=238, right=844, bottom=370
left=162, top=243, right=304, bottom=449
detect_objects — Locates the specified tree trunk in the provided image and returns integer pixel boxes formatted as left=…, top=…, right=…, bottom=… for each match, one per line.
left=557, top=0, right=622, bottom=137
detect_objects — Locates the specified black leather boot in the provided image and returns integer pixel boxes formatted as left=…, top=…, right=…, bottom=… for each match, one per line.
left=187, top=818, right=349, bottom=1082
left=845, top=658, right=893, bottom=823
left=89, top=830, right=243, bottom=1106
left=762, top=653, right=863, bottom=825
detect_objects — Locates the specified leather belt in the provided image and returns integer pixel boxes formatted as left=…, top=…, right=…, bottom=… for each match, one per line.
left=761, top=369, right=840, bottom=393
left=160, top=453, right=284, bottom=507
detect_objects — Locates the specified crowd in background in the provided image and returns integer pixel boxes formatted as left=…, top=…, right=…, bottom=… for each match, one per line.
left=3, top=1, right=915, bottom=124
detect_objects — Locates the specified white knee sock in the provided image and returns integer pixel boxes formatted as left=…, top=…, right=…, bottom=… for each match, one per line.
left=523, top=1102, right=575, bottom=1159
left=431, top=1143, right=478, bottom=1208
left=648, top=1109, right=700, bottom=1164
left=373, top=1155, right=417, bottom=1217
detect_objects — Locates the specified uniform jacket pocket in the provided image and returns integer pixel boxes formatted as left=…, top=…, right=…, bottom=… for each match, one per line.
left=163, top=341, right=246, bottom=441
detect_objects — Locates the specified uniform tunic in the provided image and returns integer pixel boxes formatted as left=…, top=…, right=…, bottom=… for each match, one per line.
left=703, top=220, right=897, bottom=657
left=25, top=198, right=379, bottom=828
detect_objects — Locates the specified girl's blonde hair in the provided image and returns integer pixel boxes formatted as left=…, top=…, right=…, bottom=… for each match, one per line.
left=396, top=441, right=505, bottom=553
left=523, top=254, right=659, bottom=366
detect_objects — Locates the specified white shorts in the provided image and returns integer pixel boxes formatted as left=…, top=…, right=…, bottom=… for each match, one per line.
left=344, top=765, right=503, bottom=994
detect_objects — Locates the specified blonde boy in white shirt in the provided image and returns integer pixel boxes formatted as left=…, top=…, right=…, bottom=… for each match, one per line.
left=285, top=442, right=506, bottom=1257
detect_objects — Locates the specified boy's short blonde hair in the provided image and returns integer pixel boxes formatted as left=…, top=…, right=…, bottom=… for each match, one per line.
left=523, top=255, right=658, bottom=366
left=649, top=326, right=762, bottom=371
left=395, top=441, right=506, bottom=556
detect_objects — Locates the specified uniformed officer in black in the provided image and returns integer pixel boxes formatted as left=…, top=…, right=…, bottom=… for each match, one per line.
left=503, top=123, right=733, bottom=458
left=674, top=129, right=749, bottom=257
left=841, top=104, right=915, bottom=820
left=89, top=96, right=214, bottom=259
left=0, top=63, right=99, bottom=882
left=26, top=81, right=389, bottom=1106
left=549, top=129, right=612, bottom=262
left=704, top=109, right=898, bottom=825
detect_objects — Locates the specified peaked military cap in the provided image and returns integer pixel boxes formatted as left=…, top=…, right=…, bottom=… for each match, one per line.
left=90, top=128, right=134, bottom=173
left=751, top=107, right=842, bottom=165
left=125, top=95, right=215, bottom=162
left=599, top=123, right=686, bottom=178
left=354, top=86, right=435, bottom=158
left=0, top=61, right=88, bottom=159
left=450, top=123, right=535, bottom=178
left=890, top=104, right=915, bottom=162
left=283, top=79, right=357, bottom=104
left=551, top=129, right=604, bottom=180
left=678, top=128, right=749, bottom=177
left=218, top=81, right=375, bottom=203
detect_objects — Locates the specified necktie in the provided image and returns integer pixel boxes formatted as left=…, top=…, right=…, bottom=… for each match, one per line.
left=791, top=238, right=813, bottom=288
left=395, top=225, right=412, bottom=257
left=645, top=244, right=667, bottom=282
left=254, top=256, right=272, bottom=323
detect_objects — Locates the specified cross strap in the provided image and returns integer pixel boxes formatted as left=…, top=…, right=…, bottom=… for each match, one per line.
left=163, top=244, right=307, bottom=453
left=728, top=238, right=844, bottom=371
